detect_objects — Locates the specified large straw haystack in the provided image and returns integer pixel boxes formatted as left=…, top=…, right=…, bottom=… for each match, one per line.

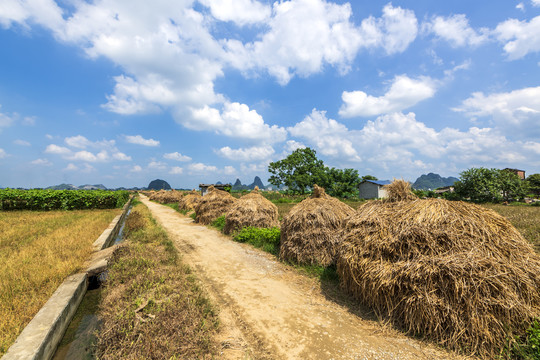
left=179, top=190, right=201, bottom=212
left=150, top=189, right=184, bottom=204
left=223, top=187, right=279, bottom=235
left=195, top=186, right=237, bottom=225
left=383, top=178, right=417, bottom=202
left=280, top=185, right=355, bottom=266
left=338, top=197, right=540, bottom=358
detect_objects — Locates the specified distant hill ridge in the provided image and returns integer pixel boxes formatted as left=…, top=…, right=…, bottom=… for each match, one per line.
left=231, top=176, right=266, bottom=190
left=413, top=173, right=459, bottom=190
left=47, top=183, right=107, bottom=190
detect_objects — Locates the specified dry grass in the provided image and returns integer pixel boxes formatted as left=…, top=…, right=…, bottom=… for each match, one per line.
left=96, top=204, right=218, bottom=359
left=280, top=185, right=356, bottom=267
left=148, top=189, right=184, bottom=204
left=0, top=209, right=120, bottom=356
left=224, top=187, right=279, bottom=235
left=338, top=198, right=540, bottom=358
left=383, top=178, right=417, bottom=202
left=195, top=186, right=236, bottom=225
left=483, top=203, right=540, bottom=252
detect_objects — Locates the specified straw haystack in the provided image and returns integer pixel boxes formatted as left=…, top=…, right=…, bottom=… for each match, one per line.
left=179, top=190, right=201, bottom=212
left=383, top=178, right=417, bottom=202
left=223, top=187, right=279, bottom=235
left=280, top=185, right=355, bottom=266
left=195, top=186, right=237, bottom=225
left=148, top=189, right=183, bottom=204
left=337, top=197, right=540, bottom=358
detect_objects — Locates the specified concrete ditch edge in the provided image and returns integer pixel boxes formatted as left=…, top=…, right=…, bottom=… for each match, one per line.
left=2, top=196, right=133, bottom=360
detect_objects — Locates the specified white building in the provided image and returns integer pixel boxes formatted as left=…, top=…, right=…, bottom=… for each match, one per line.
left=358, top=180, right=391, bottom=199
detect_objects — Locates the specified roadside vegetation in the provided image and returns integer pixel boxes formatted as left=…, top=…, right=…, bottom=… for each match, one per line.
left=0, top=209, right=120, bottom=356
left=95, top=203, right=219, bottom=359
left=0, top=189, right=129, bottom=210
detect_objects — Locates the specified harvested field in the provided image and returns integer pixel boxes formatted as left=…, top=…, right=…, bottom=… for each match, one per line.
left=338, top=197, right=540, bottom=358
left=224, top=187, right=279, bottom=235
left=195, top=186, right=236, bottom=225
left=0, top=209, right=120, bottom=356
left=280, top=185, right=355, bottom=267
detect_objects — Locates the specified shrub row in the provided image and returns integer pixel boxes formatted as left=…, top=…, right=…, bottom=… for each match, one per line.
left=0, top=189, right=130, bottom=210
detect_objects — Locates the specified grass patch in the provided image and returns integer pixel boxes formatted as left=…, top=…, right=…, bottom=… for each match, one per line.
left=0, top=209, right=120, bottom=356
left=210, top=215, right=226, bottom=232
left=95, top=203, right=219, bottom=359
left=233, top=226, right=281, bottom=255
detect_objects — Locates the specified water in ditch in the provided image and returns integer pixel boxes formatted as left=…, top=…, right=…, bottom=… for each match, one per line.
left=52, top=207, right=131, bottom=360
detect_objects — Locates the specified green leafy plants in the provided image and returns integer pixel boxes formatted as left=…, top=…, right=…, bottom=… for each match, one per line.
left=233, top=227, right=280, bottom=255
left=504, top=319, right=540, bottom=359
left=0, top=189, right=129, bottom=210
left=210, top=215, right=226, bottom=232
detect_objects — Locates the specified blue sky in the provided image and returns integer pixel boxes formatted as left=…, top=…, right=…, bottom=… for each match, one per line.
left=1, top=0, right=540, bottom=189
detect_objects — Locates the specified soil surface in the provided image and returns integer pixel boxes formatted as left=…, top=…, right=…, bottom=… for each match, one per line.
left=140, top=196, right=471, bottom=360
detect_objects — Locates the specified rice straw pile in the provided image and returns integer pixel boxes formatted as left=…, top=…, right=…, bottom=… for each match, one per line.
left=280, top=185, right=355, bottom=266
left=337, top=195, right=540, bottom=357
left=223, top=187, right=279, bottom=235
left=383, top=178, right=417, bottom=202
left=195, top=186, right=237, bottom=225
left=150, top=189, right=184, bottom=204
left=179, top=190, right=201, bottom=212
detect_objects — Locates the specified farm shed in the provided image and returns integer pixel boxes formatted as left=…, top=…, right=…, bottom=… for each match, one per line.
left=199, top=184, right=231, bottom=196
left=358, top=180, right=391, bottom=199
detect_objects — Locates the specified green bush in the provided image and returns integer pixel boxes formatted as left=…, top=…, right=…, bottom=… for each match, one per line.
left=233, top=227, right=280, bottom=255
left=0, top=189, right=130, bottom=211
left=210, top=215, right=226, bottom=232
left=509, top=319, right=540, bottom=359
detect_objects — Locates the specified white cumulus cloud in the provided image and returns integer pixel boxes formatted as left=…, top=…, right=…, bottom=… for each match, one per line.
left=423, top=14, right=489, bottom=47
left=199, top=0, right=270, bottom=25
left=216, top=145, right=275, bottom=162
left=169, top=166, right=184, bottom=175
left=14, top=139, right=31, bottom=146
left=0, top=148, right=7, bottom=158
left=31, top=158, right=52, bottom=166
left=340, top=75, right=436, bottom=118
left=164, top=152, right=192, bottom=162
left=125, top=135, right=160, bottom=147
left=188, top=162, right=218, bottom=174
left=495, top=15, right=540, bottom=59
left=45, top=144, right=71, bottom=155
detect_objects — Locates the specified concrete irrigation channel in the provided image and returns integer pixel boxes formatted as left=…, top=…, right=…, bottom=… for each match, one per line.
left=2, top=198, right=133, bottom=360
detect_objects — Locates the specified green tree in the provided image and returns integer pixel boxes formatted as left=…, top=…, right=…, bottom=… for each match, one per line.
left=526, top=174, right=540, bottom=196
left=324, top=167, right=360, bottom=198
left=360, top=175, right=378, bottom=182
left=454, top=167, right=527, bottom=202
left=268, top=147, right=326, bottom=194
left=454, top=167, right=502, bottom=202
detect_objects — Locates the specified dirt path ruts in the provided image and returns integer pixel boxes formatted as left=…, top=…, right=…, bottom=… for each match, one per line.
left=140, top=196, right=469, bottom=360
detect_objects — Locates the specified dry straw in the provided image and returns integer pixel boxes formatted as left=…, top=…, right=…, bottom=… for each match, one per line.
left=179, top=190, right=201, bottom=212
left=195, top=186, right=237, bottom=225
left=224, top=187, right=279, bottom=235
left=149, top=189, right=184, bottom=204
left=280, top=185, right=355, bottom=266
left=383, top=178, right=417, bottom=202
left=337, top=194, right=540, bottom=358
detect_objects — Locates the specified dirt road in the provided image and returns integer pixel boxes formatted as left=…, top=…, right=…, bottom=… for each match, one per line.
left=140, top=196, right=468, bottom=360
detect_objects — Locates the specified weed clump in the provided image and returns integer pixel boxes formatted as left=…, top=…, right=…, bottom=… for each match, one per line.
left=234, top=227, right=281, bottom=255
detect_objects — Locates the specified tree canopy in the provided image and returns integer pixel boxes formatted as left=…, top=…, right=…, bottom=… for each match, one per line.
left=454, top=167, right=527, bottom=202
left=268, top=147, right=360, bottom=197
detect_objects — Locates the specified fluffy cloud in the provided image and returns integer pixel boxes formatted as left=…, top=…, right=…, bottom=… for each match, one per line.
left=0, top=148, right=7, bottom=159
left=288, top=109, right=360, bottom=160
left=216, top=145, right=275, bottom=161
left=0, top=0, right=64, bottom=31
left=130, top=165, right=142, bottom=172
left=288, top=110, right=540, bottom=179
left=45, top=144, right=71, bottom=155
left=187, top=102, right=287, bottom=143
left=65, top=135, right=93, bottom=148
left=199, top=0, right=270, bottom=25
left=423, top=14, right=489, bottom=47
left=533, top=0, right=540, bottom=6
left=169, top=166, right=184, bottom=175
left=69, top=150, right=109, bottom=162
left=225, top=2, right=418, bottom=85
left=339, top=75, right=436, bottom=118
left=456, top=86, right=540, bottom=137
left=31, top=158, right=52, bottom=166
left=64, top=163, right=95, bottom=172
left=164, top=152, right=192, bottom=162
left=148, top=161, right=167, bottom=170
left=188, top=162, right=218, bottom=174
left=112, top=152, right=132, bottom=161
left=124, top=135, right=160, bottom=147
left=495, top=15, right=540, bottom=59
